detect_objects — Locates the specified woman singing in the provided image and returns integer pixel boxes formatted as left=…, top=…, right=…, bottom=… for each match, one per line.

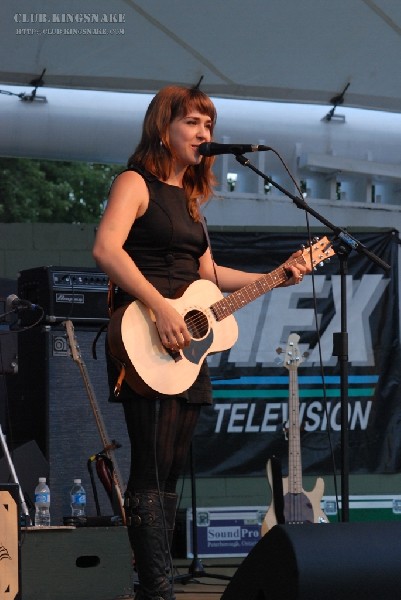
left=93, top=84, right=308, bottom=599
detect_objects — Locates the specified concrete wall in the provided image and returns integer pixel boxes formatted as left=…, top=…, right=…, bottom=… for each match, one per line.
left=0, top=223, right=97, bottom=280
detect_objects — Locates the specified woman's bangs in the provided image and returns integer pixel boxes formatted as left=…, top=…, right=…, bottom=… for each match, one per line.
left=185, top=94, right=217, bottom=125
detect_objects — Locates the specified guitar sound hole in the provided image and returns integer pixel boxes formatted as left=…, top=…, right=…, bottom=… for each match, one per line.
left=185, top=310, right=209, bottom=340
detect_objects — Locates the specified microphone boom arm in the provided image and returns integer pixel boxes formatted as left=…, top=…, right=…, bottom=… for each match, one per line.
left=234, top=153, right=390, bottom=271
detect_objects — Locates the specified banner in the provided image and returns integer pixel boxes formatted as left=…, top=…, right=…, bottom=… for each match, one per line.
left=194, top=230, right=400, bottom=477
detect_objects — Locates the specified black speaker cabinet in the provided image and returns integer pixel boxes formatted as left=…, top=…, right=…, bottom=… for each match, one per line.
left=10, top=325, right=130, bottom=524
left=21, top=526, right=132, bottom=600
left=21, top=527, right=133, bottom=600
left=0, top=483, right=21, bottom=600
left=221, top=522, right=401, bottom=600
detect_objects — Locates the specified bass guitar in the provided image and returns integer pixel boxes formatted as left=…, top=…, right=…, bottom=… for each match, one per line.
left=64, top=319, right=126, bottom=524
left=108, top=237, right=335, bottom=397
left=261, top=332, right=328, bottom=535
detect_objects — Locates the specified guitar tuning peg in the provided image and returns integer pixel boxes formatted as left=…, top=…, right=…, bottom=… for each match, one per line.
left=312, top=236, right=320, bottom=243
left=276, top=346, right=283, bottom=354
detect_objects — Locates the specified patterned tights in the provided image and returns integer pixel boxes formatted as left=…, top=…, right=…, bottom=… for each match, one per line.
left=122, top=396, right=201, bottom=494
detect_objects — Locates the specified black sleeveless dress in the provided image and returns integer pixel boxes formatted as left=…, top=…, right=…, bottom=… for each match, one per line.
left=107, top=166, right=213, bottom=405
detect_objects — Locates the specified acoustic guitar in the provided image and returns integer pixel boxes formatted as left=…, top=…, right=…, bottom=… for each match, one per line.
left=108, top=237, right=335, bottom=397
left=64, top=319, right=126, bottom=524
left=261, top=332, right=328, bottom=535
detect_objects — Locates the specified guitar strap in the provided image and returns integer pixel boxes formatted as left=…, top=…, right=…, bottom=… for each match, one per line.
left=107, top=278, right=115, bottom=317
left=197, top=199, right=221, bottom=290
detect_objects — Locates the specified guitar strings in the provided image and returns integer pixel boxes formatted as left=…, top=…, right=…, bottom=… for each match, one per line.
left=182, top=263, right=292, bottom=336
left=288, top=361, right=310, bottom=524
left=178, top=242, right=331, bottom=341
left=181, top=239, right=331, bottom=337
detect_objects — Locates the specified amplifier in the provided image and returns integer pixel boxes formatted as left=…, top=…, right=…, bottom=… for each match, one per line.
left=17, top=266, right=109, bottom=324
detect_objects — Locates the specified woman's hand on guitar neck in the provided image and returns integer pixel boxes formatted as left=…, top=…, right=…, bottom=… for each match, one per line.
left=280, top=249, right=311, bottom=287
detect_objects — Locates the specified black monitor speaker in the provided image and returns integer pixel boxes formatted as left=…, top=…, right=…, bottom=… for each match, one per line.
left=221, top=522, right=401, bottom=600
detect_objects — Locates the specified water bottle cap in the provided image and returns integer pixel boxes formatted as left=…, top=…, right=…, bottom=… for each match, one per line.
left=39, top=477, right=46, bottom=483
left=74, top=478, right=81, bottom=484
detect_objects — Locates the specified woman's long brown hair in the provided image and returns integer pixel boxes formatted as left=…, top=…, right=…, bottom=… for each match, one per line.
left=128, top=85, right=217, bottom=220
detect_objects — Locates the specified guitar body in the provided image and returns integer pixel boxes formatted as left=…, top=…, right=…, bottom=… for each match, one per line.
left=261, top=459, right=327, bottom=536
left=108, top=279, right=238, bottom=397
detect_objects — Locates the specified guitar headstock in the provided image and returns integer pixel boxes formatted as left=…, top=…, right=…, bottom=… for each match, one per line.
left=301, top=236, right=335, bottom=270
left=283, top=332, right=305, bottom=371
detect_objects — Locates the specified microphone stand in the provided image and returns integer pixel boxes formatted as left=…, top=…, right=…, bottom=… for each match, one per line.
left=173, top=443, right=232, bottom=584
left=234, top=153, right=391, bottom=521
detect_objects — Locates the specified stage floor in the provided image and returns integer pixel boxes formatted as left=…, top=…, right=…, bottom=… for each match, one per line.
left=133, top=561, right=236, bottom=600
left=118, top=580, right=229, bottom=600
left=176, top=583, right=227, bottom=599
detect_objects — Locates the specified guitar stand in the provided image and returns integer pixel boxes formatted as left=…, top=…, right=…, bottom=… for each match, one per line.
left=0, top=422, right=31, bottom=525
left=172, top=443, right=231, bottom=585
left=86, top=451, right=124, bottom=523
left=87, top=456, right=102, bottom=516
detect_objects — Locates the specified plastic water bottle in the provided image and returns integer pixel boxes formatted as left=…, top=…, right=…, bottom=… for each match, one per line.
left=70, top=479, right=86, bottom=517
left=34, top=477, right=51, bottom=527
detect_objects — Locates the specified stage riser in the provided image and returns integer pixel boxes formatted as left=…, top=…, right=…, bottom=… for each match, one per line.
left=21, top=526, right=133, bottom=600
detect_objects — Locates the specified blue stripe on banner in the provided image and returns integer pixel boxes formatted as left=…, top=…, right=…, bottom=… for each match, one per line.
left=211, top=375, right=379, bottom=386
left=212, top=387, right=375, bottom=399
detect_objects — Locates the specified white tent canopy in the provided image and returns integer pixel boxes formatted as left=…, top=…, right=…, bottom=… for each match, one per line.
left=1, top=0, right=401, bottom=113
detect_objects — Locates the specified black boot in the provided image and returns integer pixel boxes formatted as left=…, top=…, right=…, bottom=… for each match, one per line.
left=125, top=490, right=175, bottom=600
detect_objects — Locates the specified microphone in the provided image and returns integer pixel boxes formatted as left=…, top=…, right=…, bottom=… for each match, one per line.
left=6, top=294, right=39, bottom=312
left=198, top=142, right=271, bottom=156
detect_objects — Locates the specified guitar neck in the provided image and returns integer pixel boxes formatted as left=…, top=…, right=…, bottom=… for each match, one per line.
left=211, top=237, right=334, bottom=322
left=78, top=360, right=109, bottom=447
left=77, top=360, right=126, bottom=501
left=211, top=257, right=302, bottom=322
left=288, top=366, right=303, bottom=494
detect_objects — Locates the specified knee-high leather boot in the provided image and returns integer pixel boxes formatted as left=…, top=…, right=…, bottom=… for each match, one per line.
left=163, top=492, right=178, bottom=576
left=163, top=493, right=178, bottom=552
left=125, top=490, right=174, bottom=600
